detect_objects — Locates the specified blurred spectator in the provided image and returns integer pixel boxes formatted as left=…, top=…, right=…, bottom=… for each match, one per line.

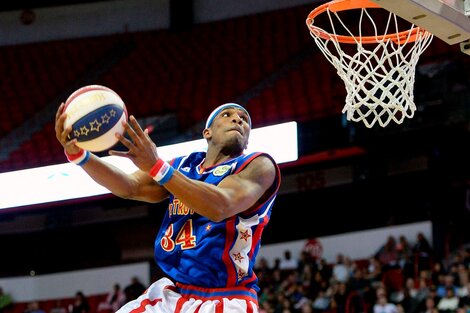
left=388, top=276, right=417, bottom=306
left=297, top=298, right=313, bottom=313
left=397, top=236, right=416, bottom=282
left=299, top=261, right=314, bottom=293
left=332, top=254, right=350, bottom=283
left=70, top=291, right=90, bottom=313
left=463, top=248, right=470, bottom=269
left=256, top=257, right=274, bottom=290
left=396, top=303, right=406, bottom=313
left=24, top=301, right=45, bottom=313
left=399, top=285, right=419, bottom=313
left=317, top=258, right=332, bottom=283
left=279, top=271, right=299, bottom=301
left=458, top=283, right=470, bottom=310
left=456, top=264, right=469, bottom=292
left=49, top=300, right=67, bottom=313
left=375, top=236, right=400, bottom=271
left=0, top=288, right=12, bottom=313
left=330, top=282, right=348, bottom=313
left=418, top=296, right=439, bottom=313
left=413, top=233, right=433, bottom=273
left=97, top=283, right=126, bottom=312
left=309, top=271, right=325, bottom=301
left=415, top=277, right=432, bottom=306
left=273, top=292, right=292, bottom=313
left=271, top=268, right=284, bottom=292
left=432, top=261, right=447, bottom=288
left=448, top=263, right=462, bottom=287
left=349, top=267, right=371, bottom=295
left=373, top=292, right=398, bottom=313
left=297, top=251, right=318, bottom=275
left=124, top=277, right=146, bottom=302
left=423, top=285, right=442, bottom=313
left=312, top=288, right=330, bottom=313
left=366, top=256, right=384, bottom=288
left=273, top=258, right=281, bottom=271
left=259, top=299, right=274, bottom=313
left=397, top=235, right=413, bottom=262
left=258, top=286, right=276, bottom=312
left=436, top=287, right=459, bottom=313
left=279, top=250, right=298, bottom=274
left=405, top=277, right=419, bottom=298
left=437, top=275, right=459, bottom=298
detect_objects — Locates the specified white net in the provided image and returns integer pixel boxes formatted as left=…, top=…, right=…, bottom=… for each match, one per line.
left=306, top=2, right=434, bottom=128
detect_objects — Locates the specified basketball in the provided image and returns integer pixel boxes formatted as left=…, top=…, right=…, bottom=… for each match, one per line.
left=63, top=85, right=127, bottom=152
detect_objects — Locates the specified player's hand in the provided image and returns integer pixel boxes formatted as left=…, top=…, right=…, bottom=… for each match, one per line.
left=55, top=102, right=81, bottom=154
left=109, top=115, right=159, bottom=172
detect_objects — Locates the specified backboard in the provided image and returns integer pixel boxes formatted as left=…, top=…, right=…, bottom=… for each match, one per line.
left=369, top=0, right=470, bottom=54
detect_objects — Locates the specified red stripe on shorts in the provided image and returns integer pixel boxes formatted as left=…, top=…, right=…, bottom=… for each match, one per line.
left=129, top=298, right=161, bottom=313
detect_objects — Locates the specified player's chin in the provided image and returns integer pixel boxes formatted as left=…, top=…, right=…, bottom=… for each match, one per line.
left=222, top=139, right=245, bottom=155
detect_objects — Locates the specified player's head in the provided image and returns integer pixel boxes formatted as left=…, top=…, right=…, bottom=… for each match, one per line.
left=203, top=103, right=251, bottom=153
left=205, top=103, right=251, bottom=129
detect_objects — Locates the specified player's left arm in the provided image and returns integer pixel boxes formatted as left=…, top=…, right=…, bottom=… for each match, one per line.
left=163, top=155, right=277, bottom=222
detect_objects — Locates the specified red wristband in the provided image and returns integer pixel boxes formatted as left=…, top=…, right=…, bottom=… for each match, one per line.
left=65, top=149, right=84, bottom=161
left=65, top=149, right=90, bottom=166
left=149, top=159, right=165, bottom=177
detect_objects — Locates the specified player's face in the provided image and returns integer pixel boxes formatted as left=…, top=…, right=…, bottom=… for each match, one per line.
left=205, top=107, right=250, bottom=154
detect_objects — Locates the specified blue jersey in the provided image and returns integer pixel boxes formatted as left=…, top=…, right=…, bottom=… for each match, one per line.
left=154, top=151, right=281, bottom=292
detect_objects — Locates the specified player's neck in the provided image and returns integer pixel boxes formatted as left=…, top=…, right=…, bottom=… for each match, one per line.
left=203, top=148, right=242, bottom=168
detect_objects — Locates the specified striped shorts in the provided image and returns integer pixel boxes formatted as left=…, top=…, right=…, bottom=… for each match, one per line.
left=116, top=277, right=259, bottom=313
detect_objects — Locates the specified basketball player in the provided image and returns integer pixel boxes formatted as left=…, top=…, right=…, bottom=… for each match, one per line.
left=55, top=102, right=281, bottom=313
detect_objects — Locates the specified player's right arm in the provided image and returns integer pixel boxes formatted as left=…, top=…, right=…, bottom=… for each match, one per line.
left=55, top=103, right=169, bottom=203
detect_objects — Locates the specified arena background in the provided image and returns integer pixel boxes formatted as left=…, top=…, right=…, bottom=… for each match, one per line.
left=0, top=0, right=469, bottom=307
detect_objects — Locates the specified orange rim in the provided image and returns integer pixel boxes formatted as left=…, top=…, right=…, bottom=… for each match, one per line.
left=306, top=0, right=426, bottom=44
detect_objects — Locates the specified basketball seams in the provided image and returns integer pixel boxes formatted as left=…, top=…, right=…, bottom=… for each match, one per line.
left=64, top=85, right=118, bottom=110
left=64, top=90, right=124, bottom=125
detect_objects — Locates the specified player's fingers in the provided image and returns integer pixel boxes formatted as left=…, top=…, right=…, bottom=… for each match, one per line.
left=63, top=126, right=72, bottom=140
left=129, top=115, right=146, bottom=138
left=65, top=138, right=76, bottom=147
left=64, top=139, right=80, bottom=154
left=122, top=119, right=140, bottom=144
left=60, top=126, right=71, bottom=144
left=56, top=118, right=67, bottom=141
left=55, top=110, right=66, bottom=134
left=129, top=115, right=144, bottom=134
left=144, top=128, right=151, bottom=139
left=116, top=132, right=135, bottom=150
left=55, top=103, right=64, bottom=122
left=109, top=149, right=134, bottom=160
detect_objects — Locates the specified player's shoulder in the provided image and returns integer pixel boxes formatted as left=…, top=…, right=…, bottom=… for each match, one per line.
left=237, top=152, right=280, bottom=189
left=237, top=152, right=279, bottom=175
left=242, top=151, right=277, bottom=166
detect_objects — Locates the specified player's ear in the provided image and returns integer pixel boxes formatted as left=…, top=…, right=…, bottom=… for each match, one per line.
left=203, top=128, right=212, bottom=139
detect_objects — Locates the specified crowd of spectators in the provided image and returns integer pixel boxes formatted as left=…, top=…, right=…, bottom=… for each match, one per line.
left=2, top=233, right=470, bottom=313
left=254, top=233, right=470, bottom=313
left=0, top=276, right=147, bottom=313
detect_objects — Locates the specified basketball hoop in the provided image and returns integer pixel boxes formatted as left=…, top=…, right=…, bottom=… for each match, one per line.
left=306, top=0, right=434, bottom=128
